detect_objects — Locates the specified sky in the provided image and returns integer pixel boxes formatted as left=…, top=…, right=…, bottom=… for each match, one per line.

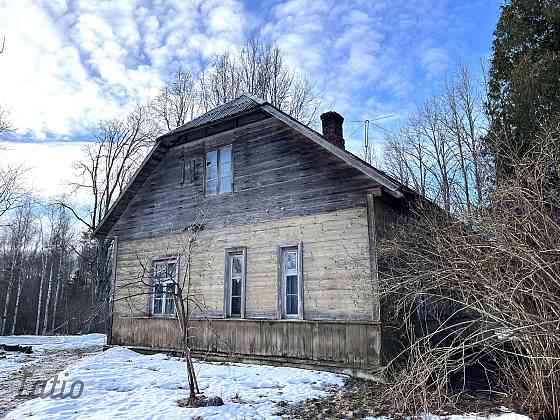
left=0, top=0, right=503, bottom=200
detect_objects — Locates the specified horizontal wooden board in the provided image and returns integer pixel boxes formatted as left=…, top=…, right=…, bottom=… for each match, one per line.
left=108, top=118, right=383, bottom=241
left=114, top=208, right=374, bottom=321
left=111, top=317, right=381, bottom=369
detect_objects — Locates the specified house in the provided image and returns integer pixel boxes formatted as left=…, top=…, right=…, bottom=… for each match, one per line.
left=94, top=94, right=413, bottom=378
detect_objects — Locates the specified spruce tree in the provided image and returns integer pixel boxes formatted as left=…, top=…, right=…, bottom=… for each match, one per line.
left=487, top=0, right=560, bottom=177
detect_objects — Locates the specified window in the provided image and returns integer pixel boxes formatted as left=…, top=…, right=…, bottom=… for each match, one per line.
left=280, top=244, right=303, bottom=319
left=224, top=248, right=246, bottom=318
left=152, top=259, right=177, bottom=316
left=206, top=145, right=232, bottom=195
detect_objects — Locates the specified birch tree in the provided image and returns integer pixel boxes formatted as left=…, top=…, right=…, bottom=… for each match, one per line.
left=0, top=200, right=34, bottom=335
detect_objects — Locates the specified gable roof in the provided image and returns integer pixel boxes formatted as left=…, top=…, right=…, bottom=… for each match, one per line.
left=171, top=94, right=263, bottom=134
left=94, top=94, right=406, bottom=237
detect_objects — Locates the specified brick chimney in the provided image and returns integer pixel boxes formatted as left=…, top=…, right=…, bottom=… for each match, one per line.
left=320, top=111, right=345, bottom=149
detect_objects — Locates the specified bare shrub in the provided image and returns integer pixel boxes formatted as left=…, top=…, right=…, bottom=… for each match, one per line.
left=378, top=120, right=560, bottom=418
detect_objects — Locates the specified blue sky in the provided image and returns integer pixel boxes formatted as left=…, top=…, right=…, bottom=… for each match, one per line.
left=0, top=0, right=503, bottom=197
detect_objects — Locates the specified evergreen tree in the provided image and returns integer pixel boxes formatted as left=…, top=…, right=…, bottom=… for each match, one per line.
left=486, top=0, right=560, bottom=177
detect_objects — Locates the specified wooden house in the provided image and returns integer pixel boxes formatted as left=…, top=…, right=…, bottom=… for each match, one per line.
left=94, top=94, right=413, bottom=378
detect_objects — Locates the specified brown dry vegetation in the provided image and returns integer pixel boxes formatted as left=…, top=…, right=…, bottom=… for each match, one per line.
left=377, top=121, right=560, bottom=419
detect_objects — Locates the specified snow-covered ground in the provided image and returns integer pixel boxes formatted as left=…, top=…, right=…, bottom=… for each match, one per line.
left=5, top=346, right=343, bottom=419
left=1, top=335, right=531, bottom=420
left=0, top=334, right=105, bottom=382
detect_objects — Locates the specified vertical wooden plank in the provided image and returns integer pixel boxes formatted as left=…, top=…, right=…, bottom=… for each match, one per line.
left=311, top=321, right=319, bottom=361
left=108, top=235, right=119, bottom=346
left=241, top=247, right=247, bottom=319
left=367, top=323, right=381, bottom=366
left=223, top=250, right=229, bottom=318
left=366, top=193, right=381, bottom=322
left=276, top=246, right=283, bottom=319
left=297, top=241, right=304, bottom=320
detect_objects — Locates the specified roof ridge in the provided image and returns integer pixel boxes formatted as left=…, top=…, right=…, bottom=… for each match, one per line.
left=239, top=92, right=266, bottom=105
left=171, top=94, right=261, bottom=135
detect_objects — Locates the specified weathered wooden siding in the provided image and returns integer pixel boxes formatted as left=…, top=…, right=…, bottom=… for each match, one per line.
left=112, top=317, right=381, bottom=369
left=114, top=207, right=373, bottom=321
left=109, top=118, right=381, bottom=241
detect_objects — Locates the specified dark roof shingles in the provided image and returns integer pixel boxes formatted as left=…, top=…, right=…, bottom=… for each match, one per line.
left=171, top=95, right=261, bottom=134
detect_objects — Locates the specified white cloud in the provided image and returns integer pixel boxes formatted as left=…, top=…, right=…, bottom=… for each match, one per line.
left=0, top=0, right=248, bottom=140
left=1, top=140, right=88, bottom=201
left=0, top=0, right=494, bottom=200
left=420, top=47, right=449, bottom=76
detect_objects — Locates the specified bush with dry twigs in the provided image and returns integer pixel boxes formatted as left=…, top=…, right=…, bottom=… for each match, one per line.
left=378, top=120, right=560, bottom=419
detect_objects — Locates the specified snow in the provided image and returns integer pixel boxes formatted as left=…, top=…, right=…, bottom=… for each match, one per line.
left=5, top=346, right=344, bottom=419
left=1, top=335, right=531, bottom=420
left=0, top=334, right=105, bottom=382
left=0, top=334, right=106, bottom=351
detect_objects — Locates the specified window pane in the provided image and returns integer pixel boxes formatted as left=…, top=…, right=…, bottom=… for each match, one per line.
left=231, top=296, right=241, bottom=315
left=165, top=296, right=175, bottom=315
left=220, top=160, right=232, bottom=176
left=220, top=176, right=232, bottom=193
left=206, top=150, right=218, bottom=176
left=231, top=256, right=242, bottom=276
left=231, top=278, right=241, bottom=297
left=154, top=263, right=165, bottom=279
left=153, top=298, right=163, bottom=314
left=220, top=145, right=232, bottom=163
left=206, top=179, right=218, bottom=195
left=286, top=275, right=298, bottom=295
left=285, top=252, right=297, bottom=271
left=166, top=263, right=176, bottom=278
left=287, top=295, right=298, bottom=315
left=206, top=150, right=218, bottom=195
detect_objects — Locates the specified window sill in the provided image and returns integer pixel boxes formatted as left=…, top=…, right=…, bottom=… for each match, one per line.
left=204, top=191, right=234, bottom=199
left=151, top=314, right=177, bottom=319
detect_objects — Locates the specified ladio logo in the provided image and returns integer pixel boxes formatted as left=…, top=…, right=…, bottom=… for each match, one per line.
left=18, top=372, right=85, bottom=399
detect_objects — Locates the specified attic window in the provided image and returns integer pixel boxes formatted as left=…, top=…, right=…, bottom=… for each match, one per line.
left=206, top=145, right=232, bottom=195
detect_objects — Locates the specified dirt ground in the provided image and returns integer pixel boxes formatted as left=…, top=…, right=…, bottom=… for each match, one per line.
left=275, top=377, right=521, bottom=420
left=0, top=345, right=103, bottom=418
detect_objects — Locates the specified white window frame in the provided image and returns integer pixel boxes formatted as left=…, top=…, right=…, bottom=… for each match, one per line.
left=151, top=258, right=178, bottom=317
left=206, top=144, right=232, bottom=195
left=278, top=243, right=304, bottom=320
left=224, top=247, right=247, bottom=318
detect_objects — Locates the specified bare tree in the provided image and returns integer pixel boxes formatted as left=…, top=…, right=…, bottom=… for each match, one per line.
left=116, top=212, right=219, bottom=406
left=60, top=105, right=156, bottom=331
left=0, top=107, right=10, bottom=135
left=384, top=127, right=430, bottom=197
left=40, top=205, right=71, bottom=335
left=34, top=221, right=47, bottom=335
left=199, top=38, right=319, bottom=124
left=64, top=105, right=155, bottom=231
left=377, top=122, right=560, bottom=418
left=0, top=199, right=34, bottom=335
left=0, top=165, right=27, bottom=220
left=152, top=69, right=199, bottom=133
left=382, top=65, right=490, bottom=214
left=0, top=35, right=11, bottom=134
left=11, top=219, right=39, bottom=335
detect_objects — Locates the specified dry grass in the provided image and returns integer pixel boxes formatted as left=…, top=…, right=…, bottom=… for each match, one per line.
left=378, top=124, right=560, bottom=419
